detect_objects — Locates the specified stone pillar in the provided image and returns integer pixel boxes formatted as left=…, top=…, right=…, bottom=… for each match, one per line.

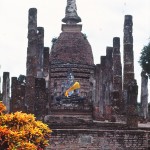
left=0, top=75, right=1, bottom=96
left=94, top=64, right=101, bottom=120
left=98, top=64, right=104, bottom=119
left=35, top=78, right=47, bottom=120
left=140, top=71, right=148, bottom=121
left=48, top=65, right=52, bottom=110
left=43, top=47, right=49, bottom=88
left=126, top=79, right=138, bottom=127
left=11, top=76, right=26, bottom=113
left=25, top=8, right=37, bottom=114
left=101, top=56, right=106, bottom=118
left=0, top=76, right=2, bottom=100
left=2, top=72, right=10, bottom=112
left=95, top=64, right=100, bottom=105
left=43, top=47, right=49, bottom=75
left=10, top=77, right=18, bottom=112
left=25, top=76, right=35, bottom=113
left=112, top=37, right=122, bottom=114
left=123, top=15, right=134, bottom=112
left=105, top=47, right=113, bottom=119
left=43, top=47, right=50, bottom=114
left=89, top=71, right=96, bottom=103
left=18, top=83, right=25, bottom=112
left=26, top=8, right=38, bottom=77
left=37, top=27, right=44, bottom=77
left=106, top=47, right=113, bottom=99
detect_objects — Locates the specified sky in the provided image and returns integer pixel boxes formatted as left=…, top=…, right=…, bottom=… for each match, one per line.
left=0, top=0, right=150, bottom=100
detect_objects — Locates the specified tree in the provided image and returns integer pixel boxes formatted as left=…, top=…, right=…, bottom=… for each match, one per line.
left=0, top=102, right=52, bottom=150
left=139, top=41, right=150, bottom=78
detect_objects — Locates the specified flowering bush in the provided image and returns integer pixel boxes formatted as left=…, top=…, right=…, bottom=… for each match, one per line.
left=0, top=102, right=52, bottom=150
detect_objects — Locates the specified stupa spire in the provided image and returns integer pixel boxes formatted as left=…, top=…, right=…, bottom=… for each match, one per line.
left=62, top=0, right=81, bottom=24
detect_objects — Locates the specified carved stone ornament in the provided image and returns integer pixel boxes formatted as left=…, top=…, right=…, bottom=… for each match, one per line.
left=62, top=0, right=81, bottom=24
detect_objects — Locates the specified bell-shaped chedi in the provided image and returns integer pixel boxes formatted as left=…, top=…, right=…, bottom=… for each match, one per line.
left=50, top=0, right=94, bottom=65
left=49, top=0, right=94, bottom=109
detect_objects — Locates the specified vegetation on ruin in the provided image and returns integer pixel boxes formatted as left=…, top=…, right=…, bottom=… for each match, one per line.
left=82, top=33, right=87, bottom=39
left=139, top=41, right=150, bottom=78
left=0, top=102, right=52, bottom=150
left=51, top=37, right=58, bottom=43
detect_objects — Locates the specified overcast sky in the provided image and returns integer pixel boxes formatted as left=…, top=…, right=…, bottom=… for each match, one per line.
left=0, top=0, right=150, bottom=100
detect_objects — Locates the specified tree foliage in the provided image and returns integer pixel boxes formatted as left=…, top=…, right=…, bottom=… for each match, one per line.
left=0, top=102, right=52, bottom=150
left=139, top=41, right=150, bottom=78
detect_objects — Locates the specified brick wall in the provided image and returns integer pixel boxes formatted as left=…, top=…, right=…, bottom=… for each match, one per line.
left=46, top=129, right=149, bottom=150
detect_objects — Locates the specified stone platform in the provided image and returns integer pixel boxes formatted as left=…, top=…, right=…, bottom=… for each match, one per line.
left=46, top=121, right=150, bottom=150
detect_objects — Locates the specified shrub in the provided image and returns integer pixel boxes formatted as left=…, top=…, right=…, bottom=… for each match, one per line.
left=0, top=102, right=52, bottom=150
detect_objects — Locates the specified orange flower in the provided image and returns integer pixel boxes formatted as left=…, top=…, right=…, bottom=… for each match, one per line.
left=0, top=102, right=6, bottom=113
left=0, top=102, right=52, bottom=150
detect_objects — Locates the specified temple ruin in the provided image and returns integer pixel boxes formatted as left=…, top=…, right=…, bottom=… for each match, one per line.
left=1, top=0, right=150, bottom=149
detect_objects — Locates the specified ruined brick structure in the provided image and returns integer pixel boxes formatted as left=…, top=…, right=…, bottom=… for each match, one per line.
left=2, top=0, right=150, bottom=149
left=11, top=76, right=25, bottom=112
left=140, top=71, right=149, bottom=122
left=2, top=72, right=10, bottom=112
left=123, top=15, right=134, bottom=113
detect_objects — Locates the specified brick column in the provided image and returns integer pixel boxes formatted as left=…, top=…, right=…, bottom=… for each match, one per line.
left=140, top=71, right=148, bottom=121
left=2, top=72, right=10, bottom=112
left=123, top=15, right=134, bottom=112
left=94, top=64, right=101, bottom=120
left=26, top=8, right=38, bottom=77
left=105, top=47, right=113, bottom=120
left=112, top=37, right=122, bottom=114
left=126, top=79, right=138, bottom=127
left=25, top=8, right=37, bottom=113
left=98, top=64, right=104, bottom=119
left=37, top=27, right=44, bottom=77
left=101, top=56, right=106, bottom=118
left=11, top=77, right=18, bottom=112
left=43, top=47, right=49, bottom=76
left=25, top=76, right=35, bottom=113
left=35, top=78, right=47, bottom=120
